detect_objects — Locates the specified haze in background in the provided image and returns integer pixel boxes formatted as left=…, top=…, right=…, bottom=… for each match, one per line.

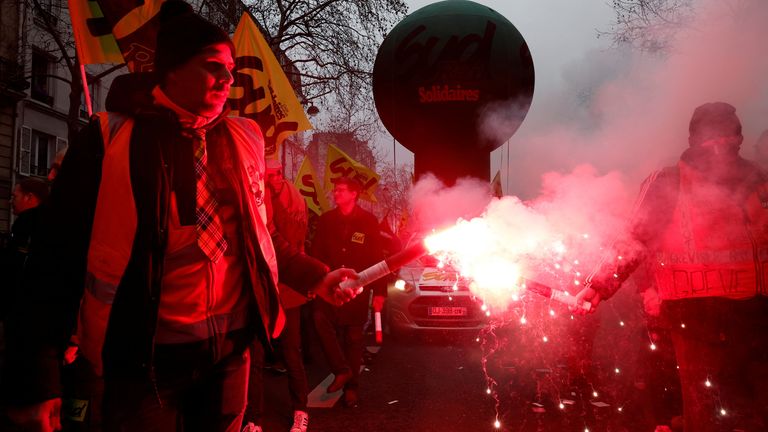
left=398, top=0, right=768, bottom=201
left=403, top=0, right=768, bottom=302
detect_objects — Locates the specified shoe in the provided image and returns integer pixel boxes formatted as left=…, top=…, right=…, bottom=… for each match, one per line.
left=289, top=410, right=309, bottom=432
left=242, top=422, right=263, bottom=432
left=343, top=389, right=359, bottom=408
left=326, top=369, right=352, bottom=393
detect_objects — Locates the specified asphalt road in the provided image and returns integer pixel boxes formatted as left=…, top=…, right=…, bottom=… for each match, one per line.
left=259, top=301, right=683, bottom=432
left=260, top=330, right=495, bottom=432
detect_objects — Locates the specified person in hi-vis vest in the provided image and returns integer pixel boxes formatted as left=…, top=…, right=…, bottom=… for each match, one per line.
left=576, top=102, right=768, bottom=432
left=1, top=2, right=358, bottom=431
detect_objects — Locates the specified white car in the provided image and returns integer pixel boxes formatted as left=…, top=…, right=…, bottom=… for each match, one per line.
left=385, top=259, right=487, bottom=336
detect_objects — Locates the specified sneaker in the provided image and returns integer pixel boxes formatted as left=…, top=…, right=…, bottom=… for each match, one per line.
left=326, top=369, right=352, bottom=393
left=289, top=410, right=309, bottom=432
left=242, top=422, right=263, bottom=432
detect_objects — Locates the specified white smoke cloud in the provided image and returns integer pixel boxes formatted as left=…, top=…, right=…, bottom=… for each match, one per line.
left=409, top=173, right=493, bottom=232
left=494, top=0, right=768, bottom=200
left=410, top=165, right=637, bottom=310
left=406, top=0, right=768, bottom=310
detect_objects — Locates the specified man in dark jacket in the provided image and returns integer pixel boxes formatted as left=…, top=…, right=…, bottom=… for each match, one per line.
left=310, top=176, right=387, bottom=408
left=576, top=102, right=768, bottom=431
left=1, top=178, right=49, bottom=321
left=1, top=2, right=357, bottom=431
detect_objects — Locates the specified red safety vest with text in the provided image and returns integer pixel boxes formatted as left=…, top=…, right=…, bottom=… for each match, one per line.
left=651, top=160, right=768, bottom=301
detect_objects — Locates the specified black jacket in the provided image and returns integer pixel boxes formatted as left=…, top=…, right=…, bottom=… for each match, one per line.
left=1, top=206, right=44, bottom=320
left=311, top=205, right=386, bottom=325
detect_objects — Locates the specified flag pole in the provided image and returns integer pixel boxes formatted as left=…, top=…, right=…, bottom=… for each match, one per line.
left=79, top=63, right=92, bottom=117
left=71, top=18, right=92, bottom=117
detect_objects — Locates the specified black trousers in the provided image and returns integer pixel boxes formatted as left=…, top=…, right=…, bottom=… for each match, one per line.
left=279, top=307, right=309, bottom=410
left=244, top=306, right=308, bottom=423
left=312, top=299, right=364, bottom=390
left=102, top=330, right=252, bottom=432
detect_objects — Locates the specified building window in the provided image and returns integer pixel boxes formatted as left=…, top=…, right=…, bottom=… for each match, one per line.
left=18, top=127, right=67, bottom=177
left=31, top=130, right=55, bottom=177
left=31, top=50, right=53, bottom=105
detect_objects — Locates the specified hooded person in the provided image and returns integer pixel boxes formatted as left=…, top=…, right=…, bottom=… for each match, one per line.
left=0, top=2, right=358, bottom=431
left=576, top=102, right=768, bottom=431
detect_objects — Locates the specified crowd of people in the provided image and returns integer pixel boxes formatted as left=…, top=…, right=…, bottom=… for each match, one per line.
left=1, top=1, right=767, bottom=431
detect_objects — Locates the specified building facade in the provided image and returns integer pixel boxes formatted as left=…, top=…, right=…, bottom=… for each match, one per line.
left=0, top=0, right=26, bottom=238
left=0, top=0, right=122, bottom=242
left=0, top=0, right=304, bottom=242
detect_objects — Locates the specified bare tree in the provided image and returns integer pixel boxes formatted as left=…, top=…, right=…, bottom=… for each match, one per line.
left=244, top=0, right=407, bottom=141
left=375, top=162, right=412, bottom=228
left=599, top=0, right=695, bottom=54
left=23, top=0, right=87, bottom=144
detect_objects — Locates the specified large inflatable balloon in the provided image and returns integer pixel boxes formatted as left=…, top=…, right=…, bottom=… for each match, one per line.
left=374, top=0, right=535, bottom=183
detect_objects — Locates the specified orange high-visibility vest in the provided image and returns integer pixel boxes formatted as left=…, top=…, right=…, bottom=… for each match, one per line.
left=77, top=112, right=284, bottom=375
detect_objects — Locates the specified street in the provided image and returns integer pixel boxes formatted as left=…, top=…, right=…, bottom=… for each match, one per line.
left=260, top=330, right=494, bottom=432
left=259, top=290, right=682, bottom=432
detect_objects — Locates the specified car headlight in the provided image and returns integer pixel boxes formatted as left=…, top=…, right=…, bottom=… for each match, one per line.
left=393, top=279, right=415, bottom=294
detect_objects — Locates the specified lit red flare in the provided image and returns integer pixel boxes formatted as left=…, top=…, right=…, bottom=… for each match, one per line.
left=339, top=241, right=428, bottom=292
left=522, top=279, right=591, bottom=312
left=424, top=217, right=590, bottom=311
left=338, top=217, right=590, bottom=312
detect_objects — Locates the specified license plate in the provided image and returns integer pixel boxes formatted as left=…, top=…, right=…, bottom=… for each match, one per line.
left=428, top=306, right=467, bottom=316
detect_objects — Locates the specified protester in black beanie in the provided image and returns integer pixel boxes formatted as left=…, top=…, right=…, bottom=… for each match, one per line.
left=0, top=1, right=358, bottom=431
left=154, top=0, right=236, bottom=79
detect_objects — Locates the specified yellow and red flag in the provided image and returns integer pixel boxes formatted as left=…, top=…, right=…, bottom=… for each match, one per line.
left=87, top=0, right=167, bottom=71
left=68, top=0, right=124, bottom=65
left=324, top=144, right=380, bottom=203
left=229, top=13, right=312, bottom=160
left=295, top=157, right=330, bottom=218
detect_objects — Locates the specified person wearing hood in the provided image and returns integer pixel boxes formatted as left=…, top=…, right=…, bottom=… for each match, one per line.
left=0, top=2, right=358, bottom=431
left=576, top=102, right=768, bottom=431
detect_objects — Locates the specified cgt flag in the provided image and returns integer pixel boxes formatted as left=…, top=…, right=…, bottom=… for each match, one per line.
left=324, top=144, right=380, bottom=203
left=92, top=0, right=167, bottom=71
left=229, top=13, right=312, bottom=160
left=295, top=157, right=330, bottom=218
left=68, top=0, right=124, bottom=65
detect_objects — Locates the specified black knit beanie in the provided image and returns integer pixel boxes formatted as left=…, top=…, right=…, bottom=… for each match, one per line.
left=154, top=0, right=235, bottom=79
left=688, top=102, right=742, bottom=146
